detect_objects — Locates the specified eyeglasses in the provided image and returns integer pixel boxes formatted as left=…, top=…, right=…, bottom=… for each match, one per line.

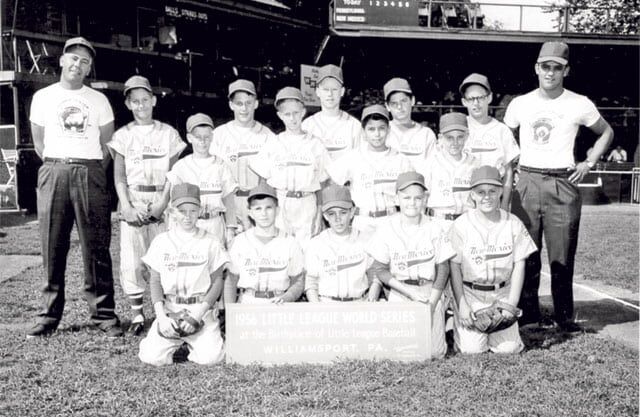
left=463, top=94, right=490, bottom=103
left=64, top=53, right=92, bottom=67
left=387, top=97, right=412, bottom=108
left=539, top=63, right=565, bottom=73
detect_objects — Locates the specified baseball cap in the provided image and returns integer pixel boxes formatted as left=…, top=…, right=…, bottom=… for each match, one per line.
left=321, top=185, right=353, bottom=212
left=186, top=113, right=214, bottom=133
left=396, top=171, right=427, bottom=192
left=470, top=165, right=503, bottom=188
left=172, top=183, right=201, bottom=207
left=317, top=64, right=344, bottom=85
left=383, top=78, right=412, bottom=101
left=123, top=75, right=152, bottom=96
left=361, top=104, right=389, bottom=122
left=228, top=79, right=257, bottom=98
left=439, top=112, right=468, bottom=134
left=248, top=183, right=278, bottom=202
left=459, top=73, right=491, bottom=95
left=63, top=37, right=96, bottom=57
left=537, top=41, right=569, bottom=66
left=274, top=87, right=304, bottom=107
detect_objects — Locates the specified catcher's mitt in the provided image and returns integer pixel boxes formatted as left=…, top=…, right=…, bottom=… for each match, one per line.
left=471, top=301, right=522, bottom=333
left=159, top=309, right=204, bottom=338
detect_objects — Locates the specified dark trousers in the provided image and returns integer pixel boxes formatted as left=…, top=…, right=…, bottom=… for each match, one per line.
left=511, top=171, right=581, bottom=323
left=36, top=160, right=119, bottom=327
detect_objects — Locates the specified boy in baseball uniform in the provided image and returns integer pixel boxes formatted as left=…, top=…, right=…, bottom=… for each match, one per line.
left=305, top=185, right=375, bottom=302
left=459, top=73, right=520, bottom=210
left=450, top=166, right=537, bottom=354
left=108, top=75, right=186, bottom=335
left=417, top=112, right=479, bottom=223
left=167, top=113, right=238, bottom=244
left=384, top=78, right=437, bottom=167
left=250, top=87, right=331, bottom=245
left=138, top=183, right=226, bottom=366
left=301, top=64, right=362, bottom=160
left=225, top=183, right=305, bottom=304
left=327, top=104, right=413, bottom=241
left=367, top=172, right=455, bottom=359
left=211, top=80, right=276, bottom=230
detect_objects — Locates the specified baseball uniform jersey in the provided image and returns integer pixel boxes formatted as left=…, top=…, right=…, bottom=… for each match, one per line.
left=386, top=120, right=437, bottom=168
left=465, top=116, right=520, bottom=177
left=301, top=110, right=362, bottom=160
left=367, top=213, right=455, bottom=359
left=305, top=229, right=372, bottom=300
left=417, top=148, right=479, bottom=216
left=450, top=208, right=537, bottom=354
left=107, top=121, right=186, bottom=295
left=139, top=227, right=228, bottom=365
left=228, top=228, right=305, bottom=304
left=250, top=131, right=331, bottom=242
left=166, top=155, right=238, bottom=238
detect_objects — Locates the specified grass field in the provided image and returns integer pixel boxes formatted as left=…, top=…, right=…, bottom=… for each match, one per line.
left=0, top=205, right=638, bottom=416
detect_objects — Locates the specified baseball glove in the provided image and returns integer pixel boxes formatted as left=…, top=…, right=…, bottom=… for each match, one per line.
left=471, top=301, right=522, bottom=333
left=160, top=309, right=204, bottom=338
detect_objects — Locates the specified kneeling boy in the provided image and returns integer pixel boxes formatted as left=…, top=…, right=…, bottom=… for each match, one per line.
left=138, top=183, right=227, bottom=366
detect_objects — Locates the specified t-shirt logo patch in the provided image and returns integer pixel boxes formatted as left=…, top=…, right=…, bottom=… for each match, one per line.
left=532, top=118, right=554, bottom=145
left=58, top=101, right=89, bottom=135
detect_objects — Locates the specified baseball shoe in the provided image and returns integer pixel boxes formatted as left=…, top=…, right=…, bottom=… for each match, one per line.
left=97, top=323, right=124, bottom=338
left=127, top=321, right=145, bottom=336
left=538, top=316, right=558, bottom=329
left=26, top=323, right=57, bottom=339
left=557, top=320, right=583, bottom=333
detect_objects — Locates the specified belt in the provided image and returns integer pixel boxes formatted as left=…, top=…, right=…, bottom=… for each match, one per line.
left=426, top=208, right=460, bottom=221
left=402, top=278, right=430, bottom=286
left=519, top=166, right=572, bottom=177
left=44, top=157, right=99, bottom=165
left=354, top=208, right=389, bottom=218
left=236, top=189, right=250, bottom=197
left=323, top=295, right=360, bottom=301
left=285, top=190, right=313, bottom=199
left=165, top=294, right=204, bottom=304
left=132, top=184, right=164, bottom=192
left=463, top=281, right=507, bottom=291
left=242, top=289, right=285, bottom=299
left=199, top=212, right=222, bottom=220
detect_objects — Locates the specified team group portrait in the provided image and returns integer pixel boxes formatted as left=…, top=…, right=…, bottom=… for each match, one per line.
left=0, top=1, right=637, bottom=416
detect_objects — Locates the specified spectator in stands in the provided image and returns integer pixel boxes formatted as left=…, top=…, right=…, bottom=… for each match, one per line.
left=607, top=145, right=627, bottom=162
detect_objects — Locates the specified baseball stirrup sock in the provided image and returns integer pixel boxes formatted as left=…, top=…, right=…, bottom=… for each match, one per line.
left=129, top=293, right=144, bottom=322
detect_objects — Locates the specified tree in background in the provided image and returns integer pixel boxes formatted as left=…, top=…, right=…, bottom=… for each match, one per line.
left=548, top=0, right=639, bottom=34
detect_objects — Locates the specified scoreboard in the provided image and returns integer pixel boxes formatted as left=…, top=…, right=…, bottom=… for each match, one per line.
left=334, top=0, right=419, bottom=26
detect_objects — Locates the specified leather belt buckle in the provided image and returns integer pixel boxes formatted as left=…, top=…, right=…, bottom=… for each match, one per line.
left=329, top=295, right=357, bottom=301
left=463, top=281, right=507, bottom=291
left=403, top=278, right=429, bottom=286
left=286, top=190, right=306, bottom=199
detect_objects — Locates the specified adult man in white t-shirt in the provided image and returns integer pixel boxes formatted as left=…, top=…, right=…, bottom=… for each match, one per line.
left=504, top=41, right=613, bottom=332
left=27, top=37, right=122, bottom=338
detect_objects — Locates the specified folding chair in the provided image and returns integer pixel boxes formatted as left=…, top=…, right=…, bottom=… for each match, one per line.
left=1, top=149, right=17, bottom=186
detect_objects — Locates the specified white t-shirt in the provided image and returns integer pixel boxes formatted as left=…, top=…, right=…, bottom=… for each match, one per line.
left=450, top=209, right=537, bottom=285
left=228, top=229, right=305, bottom=292
left=327, top=147, right=413, bottom=213
left=250, top=131, right=331, bottom=192
left=503, top=89, right=601, bottom=169
left=301, top=110, right=362, bottom=160
left=141, top=228, right=229, bottom=297
left=367, top=214, right=455, bottom=282
left=108, top=121, right=185, bottom=186
left=210, top=121, right=275, bottom=191
left=386, top=121, right=437, bottom=167
left=305, top=229, right=372, bottom=298
left=30, top=83, right=114, bottom=159
left=465, top=117, right=520, bottom=177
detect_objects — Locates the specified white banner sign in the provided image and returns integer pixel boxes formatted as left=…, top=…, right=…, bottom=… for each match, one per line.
left=300, top=64, right=321, bottom=107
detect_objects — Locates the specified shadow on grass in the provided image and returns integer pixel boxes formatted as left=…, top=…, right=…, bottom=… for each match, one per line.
left=573, top=298, right=640, bottom=332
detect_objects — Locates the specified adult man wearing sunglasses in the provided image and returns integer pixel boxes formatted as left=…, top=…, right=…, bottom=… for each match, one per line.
left=504, top=41, right=613, bottom=332
left=27, top=37, right=122, bottom=338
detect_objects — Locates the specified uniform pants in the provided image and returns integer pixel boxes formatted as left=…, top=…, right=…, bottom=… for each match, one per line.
left=388, top=285, right=446, bottom=359
left=453, top=284, right=523, bottom=354
left=511, top=171, right=581, bottom=323
left=139, top=304, right=224, bottom=366
left=36, top=160, right=118, bottom=327
left=275, top=191, right=317, bottom=244
left=119, top=220, right=165, bottom=295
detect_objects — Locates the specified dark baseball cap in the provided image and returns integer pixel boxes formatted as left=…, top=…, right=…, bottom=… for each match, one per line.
left=439, top=112, right=468, bottom=134
left=396, top=171, right=427, bottom=192
left=459, top=73, right=491, bottom=95
left=361, top=104, right=390, bottom=122
left=274, top=87, right=304, bottom=108
left=228, top=79, right=257, bottom=98
left=172, top=183, right=201, bottom=207
left=321, top=185, right=353, bottom=212
left=248, top=183, right=278, bottom=202
left=63, top=37, right=96, bottom=57
left=383, top=78, right=413, bottom=101
left=537, top=41, right=569, bottom=66
left=470, top=166, right=502, bottom=188
left=123, top=75, right=152, bottom=96
left=186, top=113, right=214, bottom=133
left=317, top=64, right=344, bottom=85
